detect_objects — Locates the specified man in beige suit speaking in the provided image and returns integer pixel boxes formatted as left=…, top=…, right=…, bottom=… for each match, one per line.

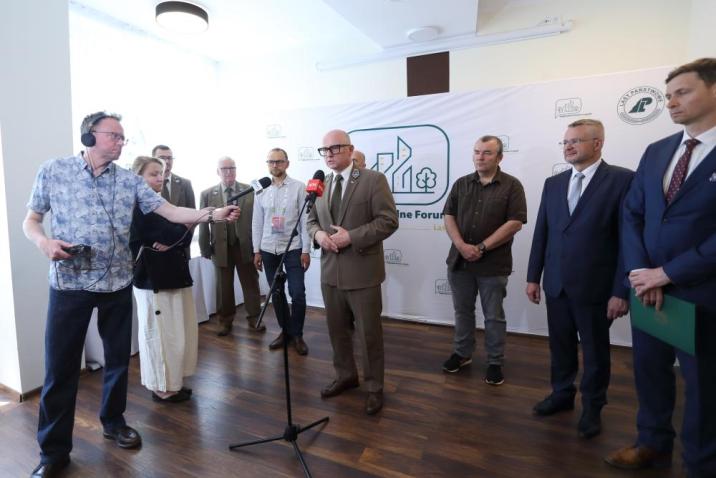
left=307, top=129, right=398, bottom=415
left=199, top=157, right=263, bottom=336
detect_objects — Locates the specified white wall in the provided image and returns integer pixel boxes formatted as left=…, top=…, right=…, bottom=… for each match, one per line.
left=221, top=0, right=699, bottom=114
left=0, top=0, right=74, bottom=394
left=688, top=0, right=716, bottom=58
left=68, top=6, right=223, bottom=186
left=452, top=0, right=689, bottom=91
left=0, top=125, right=21, bottom=392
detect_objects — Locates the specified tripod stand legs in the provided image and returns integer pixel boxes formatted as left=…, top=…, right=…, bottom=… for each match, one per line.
left=228, top=260, right=329, bottom=477
left=229, top=418, right=330, bottom=478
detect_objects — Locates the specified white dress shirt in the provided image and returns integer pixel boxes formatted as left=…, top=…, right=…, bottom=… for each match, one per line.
left=567, top=158, right=602, bottom=201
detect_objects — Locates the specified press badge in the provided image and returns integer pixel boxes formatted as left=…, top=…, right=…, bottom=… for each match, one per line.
left=271, top=215, right=286, bottom=234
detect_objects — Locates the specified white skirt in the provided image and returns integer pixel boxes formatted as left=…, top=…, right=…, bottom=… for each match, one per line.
left=133, top=287, right=198, bottom=392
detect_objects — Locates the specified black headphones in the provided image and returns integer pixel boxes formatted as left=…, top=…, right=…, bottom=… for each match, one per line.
left=80, top=112, right=110, bottom=147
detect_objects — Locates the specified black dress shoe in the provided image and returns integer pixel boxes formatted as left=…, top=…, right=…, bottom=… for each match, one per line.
left=103, top=425, right=142, bottom=449
left=152, top=389, right=191, bottom=403
left=294, top=337, right=309, bottom=356
left=180, top=386, right=192, bottom=395
left=533, top=395, right=574, bottom=416
left=31, top=458, right=69, bottom=477
left=578, top=409, right=602, bottom=439
left=320, top=378, right=360, bottom=398
left=269, top=332, right=289, bottom=350
left=365, top=391, right=384, bottom=415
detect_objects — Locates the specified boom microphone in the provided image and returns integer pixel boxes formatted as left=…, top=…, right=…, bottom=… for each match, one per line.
left=226, top=177, right=272, bottom=203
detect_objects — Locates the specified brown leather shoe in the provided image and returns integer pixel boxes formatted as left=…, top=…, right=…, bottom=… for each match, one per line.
left=320, top=378, right=359, bottom=398
left=604, top=445, right=672, bottom=470
left=246, top=316, right=266, bottom=332
left=294, top=337, right=309, bottom=356
left=269, top=332, right=288, bottom=350
left=366, top=391, right=384, bottom=415
left=217, top=321, right=233, bottom=337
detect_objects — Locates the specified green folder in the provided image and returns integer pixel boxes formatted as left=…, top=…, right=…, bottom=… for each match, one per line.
left=630, top=291, right=696, bottom=356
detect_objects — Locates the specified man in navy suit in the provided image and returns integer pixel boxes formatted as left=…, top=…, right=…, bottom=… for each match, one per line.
left=526, top=119, right=633, bottom=439
left=605, top=58, right=716, bottom=477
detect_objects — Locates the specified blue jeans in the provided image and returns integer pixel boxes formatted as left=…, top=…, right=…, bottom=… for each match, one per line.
left=37, top=286, right=132, bottom=464
left=447, top=269, right=508, bottom=365
left=261, top=249, right=306, bottom=337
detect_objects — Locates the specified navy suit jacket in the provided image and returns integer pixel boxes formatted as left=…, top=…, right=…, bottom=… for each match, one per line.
left=527, top=161, right=634, bottom=303
left=622, top=132, right=716, bottom=308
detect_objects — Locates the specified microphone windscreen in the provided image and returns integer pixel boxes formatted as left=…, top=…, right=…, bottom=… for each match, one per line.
left=258, top=177, right=272, bottom=188
left=313, top=170, right=325, bottom=181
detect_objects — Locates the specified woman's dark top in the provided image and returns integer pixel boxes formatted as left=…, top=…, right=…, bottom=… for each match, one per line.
left=129, top=205, right=193, bottom=291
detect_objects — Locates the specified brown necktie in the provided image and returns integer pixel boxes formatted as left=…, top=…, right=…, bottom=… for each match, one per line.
left=666, top=138, right=701, bottom=203
left=330, top=175, right=343, bottom=221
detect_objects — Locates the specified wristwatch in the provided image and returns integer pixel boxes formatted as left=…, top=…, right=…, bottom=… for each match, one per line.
left=208, top=209, right=215, bottom=224
left=477, top=242, right=487, bottom=253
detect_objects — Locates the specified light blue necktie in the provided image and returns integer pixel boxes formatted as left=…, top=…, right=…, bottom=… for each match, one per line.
left=568, top=172, right=584, bottom=215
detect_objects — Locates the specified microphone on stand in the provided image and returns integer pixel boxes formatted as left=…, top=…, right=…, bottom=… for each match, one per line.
left=304, top=170, right=325, bottom=212
left=226, top=177, right=272, bottom=203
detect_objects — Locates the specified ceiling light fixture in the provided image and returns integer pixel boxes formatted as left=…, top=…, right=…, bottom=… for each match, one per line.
left=407, top=26, right=440, bottom=43
left=155, top=1, right=209, bottom=34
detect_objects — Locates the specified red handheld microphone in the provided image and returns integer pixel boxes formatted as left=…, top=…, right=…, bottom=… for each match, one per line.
left=304, top=170, right=325, bottom=212
left=306, top=178, right=324, bottom=197
left=305, top=170, right=325, bottom=200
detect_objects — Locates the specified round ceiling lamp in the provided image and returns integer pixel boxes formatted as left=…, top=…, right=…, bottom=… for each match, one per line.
left=406, top=26, right=440, bottom=43
left=156, top=1, right=209, bottom=34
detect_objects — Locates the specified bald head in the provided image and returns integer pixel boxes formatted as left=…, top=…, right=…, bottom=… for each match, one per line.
left=321, top=129, right=354, bottom=171
left=352, top=150, right=366, bottom=169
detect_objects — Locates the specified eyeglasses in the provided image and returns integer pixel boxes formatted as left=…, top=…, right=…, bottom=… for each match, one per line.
left=92, top=131, right=128, bottom=146
left=266, top=159, right=287, bottom=166
left=219, top=167, right=236, bottom=172
left=558, top=138, right=598, bottom=147
left=317, top=144, right=350, bottom=157
left=156, top=155, right=174, bottom=161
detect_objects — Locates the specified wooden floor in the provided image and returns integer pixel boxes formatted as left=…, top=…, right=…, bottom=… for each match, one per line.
left=0, top=305, right=685, bottom=477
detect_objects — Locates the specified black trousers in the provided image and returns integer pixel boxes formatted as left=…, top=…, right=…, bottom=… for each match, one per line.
left=545, top=292, right=611, bottom=410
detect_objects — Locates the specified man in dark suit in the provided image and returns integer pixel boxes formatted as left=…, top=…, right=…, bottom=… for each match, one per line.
left=526, top=119, right=632, bottom=439
left=152, top=145, right=196, bottom=208
left=153, top=145, right=195, bottom=258
left=199, top=157, right=264, bottom=336
left=307, top=129, right=398, bottom=415
left=606, top=58, right=716, bottom=477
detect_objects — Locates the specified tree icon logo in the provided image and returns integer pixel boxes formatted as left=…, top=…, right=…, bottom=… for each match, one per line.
left=415, top=167, right=437, bottom=192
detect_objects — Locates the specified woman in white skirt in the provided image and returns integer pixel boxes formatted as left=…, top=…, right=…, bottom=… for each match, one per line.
left=130, top=156, right=197, bottom=402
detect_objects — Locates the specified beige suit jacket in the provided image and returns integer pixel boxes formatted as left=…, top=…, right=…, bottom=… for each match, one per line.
left=307, top=168, right=398, bottom=289
left=198, top=182, right=255, bottom=267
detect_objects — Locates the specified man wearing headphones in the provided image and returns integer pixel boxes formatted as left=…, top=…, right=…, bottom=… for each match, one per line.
left=23, top=112, right=239, bottom=478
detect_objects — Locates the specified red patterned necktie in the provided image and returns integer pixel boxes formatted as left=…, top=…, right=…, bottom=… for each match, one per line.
left=665, top=138, right=701, bottom=203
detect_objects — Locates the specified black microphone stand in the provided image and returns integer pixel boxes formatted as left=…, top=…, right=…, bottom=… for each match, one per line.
left=229, top=194, right=329, bottom=478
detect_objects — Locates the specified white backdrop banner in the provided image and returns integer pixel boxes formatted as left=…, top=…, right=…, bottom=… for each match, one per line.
left=258, top=66, right=676, bottom=347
